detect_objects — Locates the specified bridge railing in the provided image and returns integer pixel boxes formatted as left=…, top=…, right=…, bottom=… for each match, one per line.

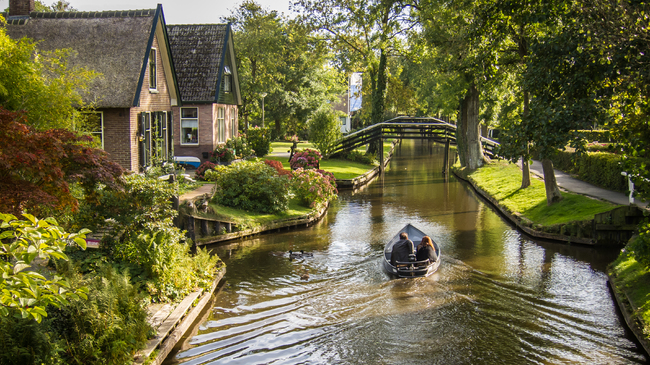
left=331, top=116, right=500, bottom=158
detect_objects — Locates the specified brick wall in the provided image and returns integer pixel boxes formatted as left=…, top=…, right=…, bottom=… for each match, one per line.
left=9, top=0, right=34, bottom=16
left=101, top=108, right=132, bottom=170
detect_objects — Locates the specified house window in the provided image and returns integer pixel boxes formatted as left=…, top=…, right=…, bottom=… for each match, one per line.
left=78, top=112, right=104, bottom=149
left=217, top=107, right=225, bottom=142
left=340, top=116, right=346, bottom=126
left=230, top=107, right=237, bottom=137
left=181, top=108, right=198, bottom=145
left=223, top=65, right=231, bottom=93
left=149, top=48, right=157, bottom=91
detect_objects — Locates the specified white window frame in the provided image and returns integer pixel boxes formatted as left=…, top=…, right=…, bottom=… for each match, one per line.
left=217, top=107, right=226, bottom=142
left=149, top=48, right=157, bottom=91
left=223, top=65, right=232, bottom=93
left=230, top=107, right=237, bottom=137
left=180, top=107, right=199, bottom=146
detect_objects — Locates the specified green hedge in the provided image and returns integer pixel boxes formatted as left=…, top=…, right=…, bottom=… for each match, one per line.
left=548, top=150, right=627, bottom=192
left=575, top=129, right=612, bottom=142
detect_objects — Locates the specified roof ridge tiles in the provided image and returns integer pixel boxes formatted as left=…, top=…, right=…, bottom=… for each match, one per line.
left=26, top=9, right=156, bottom=19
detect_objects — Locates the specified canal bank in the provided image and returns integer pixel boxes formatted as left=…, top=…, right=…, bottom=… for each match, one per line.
left=452, top=160, right=650, bottom=357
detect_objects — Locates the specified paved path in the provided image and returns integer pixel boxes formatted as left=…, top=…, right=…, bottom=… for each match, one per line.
left=528, top=160, right=647, bottom=208
left=180, top=183, right=214, bottom=202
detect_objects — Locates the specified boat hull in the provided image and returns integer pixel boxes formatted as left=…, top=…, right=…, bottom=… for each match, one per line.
left=383, top=224, right=441, bottom=278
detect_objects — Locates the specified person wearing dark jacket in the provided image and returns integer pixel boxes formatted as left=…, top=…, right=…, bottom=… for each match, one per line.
left=391, top=232, right=415, bottom=265
left=416, top=236, right=438, bottom=263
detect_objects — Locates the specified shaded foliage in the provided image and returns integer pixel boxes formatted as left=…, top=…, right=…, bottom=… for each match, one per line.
left=0, top=108, right=123, bottom=217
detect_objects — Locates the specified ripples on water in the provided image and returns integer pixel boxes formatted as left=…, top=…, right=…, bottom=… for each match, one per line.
left=164, top=141, right=647, bottom=364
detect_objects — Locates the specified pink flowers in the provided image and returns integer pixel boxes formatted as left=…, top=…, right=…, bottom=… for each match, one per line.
left=290, top=149, right=321, bottom=170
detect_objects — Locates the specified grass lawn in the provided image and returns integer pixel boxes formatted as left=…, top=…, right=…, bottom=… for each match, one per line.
left=266, top=140, right=395, bottom=180
left=609, top=249, right=650, bottom=336
left=195, top=200, right=314, bottom=229
left=466, top=160, right=619, bottom=226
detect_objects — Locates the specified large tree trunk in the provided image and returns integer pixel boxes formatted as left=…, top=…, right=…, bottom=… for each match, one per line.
left=521, top=159, right=531, bottom=188
left=541, top=158, right=563, bottom=205
left=367, top=48, right=388, bottom=155
left=457, top=82, right=486, bottom=170
left=520, top=89, right=531, bottom=188
left=457, top=99, right=468, bottom=167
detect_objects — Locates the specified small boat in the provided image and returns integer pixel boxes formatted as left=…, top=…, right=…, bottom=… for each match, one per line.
left=383, top=224, right=441, bottom=278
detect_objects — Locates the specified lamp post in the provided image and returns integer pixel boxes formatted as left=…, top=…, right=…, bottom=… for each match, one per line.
left=261, top=92, right=267, bottom=128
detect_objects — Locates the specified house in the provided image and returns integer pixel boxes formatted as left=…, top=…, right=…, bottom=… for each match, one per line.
left=167, top=24, right=242, bottom=163
left=3, top=0, right=242, bottom=171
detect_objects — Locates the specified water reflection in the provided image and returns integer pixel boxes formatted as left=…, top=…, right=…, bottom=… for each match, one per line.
left=164, top=140, right=646, bottom=364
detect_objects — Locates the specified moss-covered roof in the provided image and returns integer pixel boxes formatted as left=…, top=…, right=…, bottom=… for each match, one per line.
left=167, top=24, right=228, bottom=103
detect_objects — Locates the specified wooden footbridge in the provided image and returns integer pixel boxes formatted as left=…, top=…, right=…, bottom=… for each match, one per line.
left=331, top=116, right=500, bottom=175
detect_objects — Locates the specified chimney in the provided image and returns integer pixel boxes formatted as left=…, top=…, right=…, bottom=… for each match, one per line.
left=9, top=0, right=35, bottom=16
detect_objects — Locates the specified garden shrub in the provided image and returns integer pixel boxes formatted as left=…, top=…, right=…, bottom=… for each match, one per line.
left=73, top=174, right=221, bottom=301
left=47, top=264, right=151, bottom=365
left=210, top=144, right=236, bottom=164
left=207, top=160, right=290, bottom=213
left=344, top=150, right=377, bottom=165
left=0, top=315, right=63, bottom=365
left=308, top=106, right=343, bottom=158
left=291, top=168, right=337, bottom=208
left=290, top=149, right=322, bottom=170
left=195, top=161, right=217, bottom=180
left=264, top=159, right=292, bottom=177
left=0, top=265, right=153, bottom=365
left=225, top=134, right=254, bottom=159
left=247, top=126, right=272, bottom=157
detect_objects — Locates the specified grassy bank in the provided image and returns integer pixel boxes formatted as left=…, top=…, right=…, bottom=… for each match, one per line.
left=458, top=160, right=619, bottom=226
left=266, top=140, right=394, bottom=180
left=609, top=246, right=650, bottom=338
left=194, top=199, right=314, bottom=230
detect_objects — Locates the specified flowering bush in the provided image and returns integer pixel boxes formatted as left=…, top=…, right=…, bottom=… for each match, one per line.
left=195, top=161, right=217, bottom=180
left=290, top=149, right=321, bottom=170
left=207, top=161, right=290, bottom=213
left=210, top=144, right=236, bottom=164
left=264, top=159, right=292, bottom=177
left=291, top=168, right=337, bottom=208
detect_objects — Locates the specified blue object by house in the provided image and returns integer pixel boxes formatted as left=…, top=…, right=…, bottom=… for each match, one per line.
left=174, top=156, right=201, bottom=168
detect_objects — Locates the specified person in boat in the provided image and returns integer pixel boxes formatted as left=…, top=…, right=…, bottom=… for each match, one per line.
left=416, top=236, right=438, bottom=263
left=390, top=232, right=415, bottom=265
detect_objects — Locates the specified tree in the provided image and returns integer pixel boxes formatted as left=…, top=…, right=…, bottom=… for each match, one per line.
left=413, top=0, right=488, bottom=169
left=224, top=1, right=344, bottom=138
left=0, top=19, right=95, bottom=130
left=0, top=213, right=89, bottom=323
left=0, top=108, right=123, bottom=217
left=295, top=0, right=417, bottom=152
left=471, top=0, right=564, bottom=199
left=308, top=105, right=344, bottom=158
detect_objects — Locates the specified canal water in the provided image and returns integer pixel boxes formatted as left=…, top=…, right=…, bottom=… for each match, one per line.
left=164, top=140, right=647, bottom=364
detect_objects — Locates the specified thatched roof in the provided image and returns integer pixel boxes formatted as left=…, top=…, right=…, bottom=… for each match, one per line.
left=167, top=24, right=228, bottom=103
left=3, top=9, right=161, bottom=108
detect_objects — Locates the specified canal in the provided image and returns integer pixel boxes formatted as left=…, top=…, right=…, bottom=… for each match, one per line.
left=164, top=140, right=647, bottom=364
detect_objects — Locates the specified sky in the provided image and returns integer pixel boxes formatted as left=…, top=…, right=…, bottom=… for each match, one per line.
left=0, top=0, right=293, bottom=24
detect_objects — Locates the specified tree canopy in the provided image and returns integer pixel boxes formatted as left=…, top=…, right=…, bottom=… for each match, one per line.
left=0, top=17, right=95, bottom=130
